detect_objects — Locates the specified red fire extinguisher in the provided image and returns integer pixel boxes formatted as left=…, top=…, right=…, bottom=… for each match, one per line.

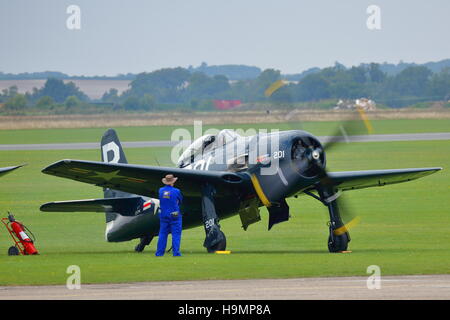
left=1, top=213, right=38, bottom=255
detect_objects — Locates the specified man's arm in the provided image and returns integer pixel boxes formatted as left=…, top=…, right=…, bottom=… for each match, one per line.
left=177, top=188, right=183, bottom=204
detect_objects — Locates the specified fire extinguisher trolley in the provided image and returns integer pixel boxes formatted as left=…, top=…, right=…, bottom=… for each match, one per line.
left=1, top=212, right=38, bottom=255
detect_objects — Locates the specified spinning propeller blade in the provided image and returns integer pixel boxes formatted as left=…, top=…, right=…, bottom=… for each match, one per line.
left=268, top=79, right=374, bottom=234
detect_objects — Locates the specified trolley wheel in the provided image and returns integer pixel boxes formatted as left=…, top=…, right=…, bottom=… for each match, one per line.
left=8, top=246, right=20, bottom=256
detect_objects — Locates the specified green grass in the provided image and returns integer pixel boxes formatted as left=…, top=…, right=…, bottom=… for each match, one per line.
left=1, top=118, right=450, bottom=144
left=0, top=138, right=448, bottom=285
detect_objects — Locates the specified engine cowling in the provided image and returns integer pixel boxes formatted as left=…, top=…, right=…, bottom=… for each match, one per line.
left=247, top=131, right=325, bottom=207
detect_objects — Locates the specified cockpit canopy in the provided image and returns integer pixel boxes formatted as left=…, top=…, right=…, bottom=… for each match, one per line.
left=177, top=129, right=242, bottom=167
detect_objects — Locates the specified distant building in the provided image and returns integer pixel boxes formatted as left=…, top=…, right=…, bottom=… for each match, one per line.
left=355, top=98, right=377, bottom=110
left=213, top=100, right=242, bottom=110
left=334, top=98, right=376, bottom=110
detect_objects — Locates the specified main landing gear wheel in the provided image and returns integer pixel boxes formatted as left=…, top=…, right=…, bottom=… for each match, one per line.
left=201, top=183, right=227, bottom=253
left=206, top=231, right=227, bottom=253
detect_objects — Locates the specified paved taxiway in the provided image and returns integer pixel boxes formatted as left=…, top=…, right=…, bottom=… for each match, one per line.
left=1, top=275, right=449, bottom=300
left=1, top=132, right=450, bottom=151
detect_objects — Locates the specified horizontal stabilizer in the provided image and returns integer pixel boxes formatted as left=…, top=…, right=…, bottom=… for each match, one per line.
left=40, top=196, right=144, bottom=216
left=0, top=164, right=25, bottom=178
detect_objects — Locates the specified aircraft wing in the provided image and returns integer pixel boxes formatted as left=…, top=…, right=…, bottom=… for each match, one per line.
left=327, top=167, right=442, bottom=191
left=42, top=159, right=247, bottom=198
left=0, top=165, right=24, bottom=178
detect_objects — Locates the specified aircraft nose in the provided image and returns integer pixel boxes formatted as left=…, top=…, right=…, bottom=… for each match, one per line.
left=312, top=149, right=321, bottom=160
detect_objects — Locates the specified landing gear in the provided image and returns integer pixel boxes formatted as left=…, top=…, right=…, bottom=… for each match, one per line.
left=206, top=231, right=227, bottom=253
left=134, top=235, right=153, bottom=252
left=317, top=187, right=350, bottom=253
left=201, top=183, right=227, bottom=253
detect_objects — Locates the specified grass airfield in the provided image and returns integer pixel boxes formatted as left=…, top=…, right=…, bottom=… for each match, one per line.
left=2, top=118, right=450, bottom=144
left=0, top=119, right=449, bottom=286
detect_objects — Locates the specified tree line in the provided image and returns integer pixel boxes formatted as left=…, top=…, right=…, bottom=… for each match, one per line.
left=107, top=63, right=450, bottom=109
left=1, top=62, right=449, bottom=114
left=2, top=59, right=450, bottom=81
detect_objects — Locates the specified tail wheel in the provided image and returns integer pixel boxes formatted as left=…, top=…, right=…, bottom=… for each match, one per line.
left=206, top=231, right=227, bottom=253
left=328, top=232, right=350, bottom=253
left=134, top=235, right=153, bottom=253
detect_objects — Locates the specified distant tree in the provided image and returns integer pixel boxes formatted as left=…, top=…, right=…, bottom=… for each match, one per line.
left=211, top=75, right=231, bottom=93
left=101, top=88, right=120, bottom=103
left=333, top=61, right=346, bottom=71
left=184, top=73, right=231, bottom=100
left=257, top=69, right=281, bottom=87
left=269, top=83, right=295, bottom=103
left=348, top=66, right=367, bottom=84
left=283, top=67, right=321, bottom=81
left=427, top=67, right=450, bottom=99
left=251, top=69, right=281, bottom=100
left=185, top=72, right=209, bottom=97
left=36, top=96, right=55, bottom=109
left=139, top=94, right=156, bottom=110
left=390, top=66, right=432, bottom=96
left=294, top=73, right=331, bottom=101
left=0, top=90, right=7, bottom=103
left=32, top=78, right=88, bottom=103
left=227, top=80, right=252, bottom=101
left=192, top=63, right=262, bottom=80
left=368, top=63, right=386, bottom=83
left=315, top=65, right=365, bottom=98
left=4, top=94, right=28, bottom=110
left=0, top=86, right=19, bottom=103
left=64, top=95, right=82, bottom=108
left=8, top=85, right=18, bottom=96
left=128, top=67, right=191, bottom=103
left=122, top=96, right=140, bottom=111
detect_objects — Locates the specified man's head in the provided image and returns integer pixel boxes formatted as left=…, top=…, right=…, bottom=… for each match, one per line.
left=162, top=174, right=178, bottom=186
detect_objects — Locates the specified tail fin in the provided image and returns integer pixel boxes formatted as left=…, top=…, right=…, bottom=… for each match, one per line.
left=101, top=128, right=128, bottom=164
left=101, top=129, right=133, bottom=220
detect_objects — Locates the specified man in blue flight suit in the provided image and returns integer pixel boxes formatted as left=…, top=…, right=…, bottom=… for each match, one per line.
left=155, top=174, right=183, bottom=257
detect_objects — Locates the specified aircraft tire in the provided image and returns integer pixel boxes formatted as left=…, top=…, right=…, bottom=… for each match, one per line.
left=134, top=235, right=153, bottom=252
left=327, top=232, right=349, bottom=253
left=206, top=231, right=227, bottom=253
left=134, top=243, right=145, bottom=252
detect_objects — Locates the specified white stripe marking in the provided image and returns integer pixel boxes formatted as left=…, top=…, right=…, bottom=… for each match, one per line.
left=277, top=168, right=288, bottom=186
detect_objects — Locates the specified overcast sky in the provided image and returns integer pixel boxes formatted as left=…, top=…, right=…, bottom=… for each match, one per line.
left=1, top=0, right=449, bottom=76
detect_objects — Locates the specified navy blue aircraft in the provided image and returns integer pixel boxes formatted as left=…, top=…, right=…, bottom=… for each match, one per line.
left=41, top=128, right=441, bottom=253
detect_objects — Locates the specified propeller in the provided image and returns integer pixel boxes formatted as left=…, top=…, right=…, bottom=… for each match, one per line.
left=298, top=115, right=370, bottom=235
left=297, top=116, right=369, bottom=234
left=265, top=80, right=373, bottom=235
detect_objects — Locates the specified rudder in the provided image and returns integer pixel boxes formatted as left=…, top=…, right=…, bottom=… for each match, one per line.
left=101, top=129, right=133, bottom=221
left=101, top=128, right=128, bottom=164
